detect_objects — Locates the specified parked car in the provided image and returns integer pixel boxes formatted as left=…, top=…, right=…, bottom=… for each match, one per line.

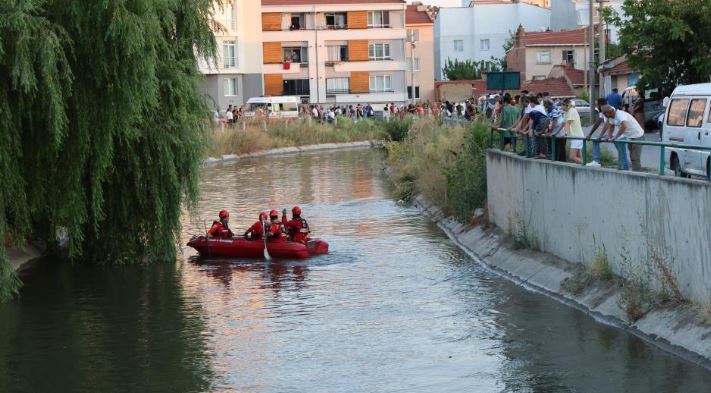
left=621, top=86, right=665, bottom=131
left=662, top=83, right=711, bottom=178
left=572, top=98, right=591, bottom=125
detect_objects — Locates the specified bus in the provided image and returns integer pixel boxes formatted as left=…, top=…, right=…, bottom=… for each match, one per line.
left=244, top=96, right=300, bottom=119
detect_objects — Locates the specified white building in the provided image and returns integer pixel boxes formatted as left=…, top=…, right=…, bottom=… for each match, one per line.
left=434, top=2, right=551, bottom=80
left=260, top=0, right=409, bottom=106
left=551, top=0, right=624, bottom=42
left=198, top=0, right=265, bottom=110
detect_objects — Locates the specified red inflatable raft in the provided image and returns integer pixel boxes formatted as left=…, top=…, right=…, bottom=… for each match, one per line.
left=187, top=236, right=329, bottom=259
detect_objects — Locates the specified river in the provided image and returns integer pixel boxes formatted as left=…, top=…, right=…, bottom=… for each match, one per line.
left=1, top=148, right=710, bottom=392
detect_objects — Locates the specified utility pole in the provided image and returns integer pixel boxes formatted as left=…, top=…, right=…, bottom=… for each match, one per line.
left=598, top=0, right=606, bottom=97
left=588, top=0, right=596, bottom=105
left=409, top=31, right=417, bottom=105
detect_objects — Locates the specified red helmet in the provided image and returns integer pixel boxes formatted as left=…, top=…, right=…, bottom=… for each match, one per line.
left=292, top=206, right=302, bottom=216
left=269, top=209, right=279, bottom=218
left=259, top=211, right=268, bottom=221
left=219, top=210, right=230, bottom=219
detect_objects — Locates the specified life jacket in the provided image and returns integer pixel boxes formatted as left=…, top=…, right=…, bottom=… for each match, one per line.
left=209, top=220, right=233, bottom=238
left=285, top=217, right=310, bottom=243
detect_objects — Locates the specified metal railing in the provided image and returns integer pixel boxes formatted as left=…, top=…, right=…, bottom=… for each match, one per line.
left=489, top=127, right=711, bottom=182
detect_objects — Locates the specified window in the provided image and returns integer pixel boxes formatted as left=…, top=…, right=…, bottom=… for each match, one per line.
left=368, top=43, right=391, bottom=60
left=407, top=86, right=420, bottom=99
left=480, top=39, right=490, bottom=51
left=413, top=57, right=420, bottom=71
left=283, top=47, right=307, bottom=63
left=563, top=50, right=575, bottom=65
left=223, top=41, right=237, bottom=68
left=326, top=78, right=349, bottom=94
left=369, top=75, right=392, bottom=92
left=283, top=79, right=310, bottom=96
left=536, top=51, right=551, bottom=64
left=407, top=29, right=419, bottom=42
left=453, top=40, right=463, bottom=52
left=687, top=99, right=707, bottom=128
left=368, top=11, right=390, bottom=28
left=223, top=78, right=238, bottom=96
left=327, top=45, right=348, bottom=62
left=290, top=13, right=304, bottom=30
left=325, top=13, right=347, bottom=29
left=667, top=99, right=690, bottom=126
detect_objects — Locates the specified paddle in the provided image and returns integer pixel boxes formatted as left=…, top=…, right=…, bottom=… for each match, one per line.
left=261, top=218, right=271, bottom=261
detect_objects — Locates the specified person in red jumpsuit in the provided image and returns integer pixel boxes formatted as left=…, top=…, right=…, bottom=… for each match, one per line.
left=244, top=212, right=268, bottom=240
left=267, top=209, right=285, bottom=242
left=208, top=210, right=234, bottom=238
left=282, top=206, right=310, bottom=244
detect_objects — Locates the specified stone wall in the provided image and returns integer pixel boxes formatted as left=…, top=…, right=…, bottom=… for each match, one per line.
left=486, top=150, right=711, bottom=304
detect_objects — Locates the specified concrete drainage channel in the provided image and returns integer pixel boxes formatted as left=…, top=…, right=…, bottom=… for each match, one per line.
left=412, top=194, right=711, bottom=372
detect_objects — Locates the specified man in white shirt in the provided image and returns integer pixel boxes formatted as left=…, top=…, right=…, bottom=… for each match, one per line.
left=602, top=105, right=645, bottom=171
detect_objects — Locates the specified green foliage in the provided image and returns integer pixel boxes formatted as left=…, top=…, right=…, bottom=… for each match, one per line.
left=445, top=122, right=489, bottom=220
left=561, top=270, right=595, bottom=296
left=443, top=58, right=501, bottom=81
left=383, top=117, right=413, bottom=142
left=0, top=0, right=217, bottom=300
left=610, top=0, right=711, bottom=92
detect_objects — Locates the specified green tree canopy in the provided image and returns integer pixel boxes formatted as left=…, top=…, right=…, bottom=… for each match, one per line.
left=609, top=0, right=711, bottom=92
left=443, top=58, right=501, bottom=81
left=0, top=0, right=217, bottom=301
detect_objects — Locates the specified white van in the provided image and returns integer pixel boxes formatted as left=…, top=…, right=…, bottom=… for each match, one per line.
left=663, top=83, right=711, bottom=177
left=244, top=96, right=300, bottom=119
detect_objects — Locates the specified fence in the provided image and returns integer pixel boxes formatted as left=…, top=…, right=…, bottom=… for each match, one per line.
left=489, top=127, right=711, bottom=181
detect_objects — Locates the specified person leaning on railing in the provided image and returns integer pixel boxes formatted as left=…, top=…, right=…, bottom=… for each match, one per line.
left=561, top=99, right=584, bottom=164
left=601, top=105, right=645, bottom=171
left=499, top=94, right=520, bottom=151
left=585, top=98, right=613, bottom=167
left=546, top=99, right=567, bottom=162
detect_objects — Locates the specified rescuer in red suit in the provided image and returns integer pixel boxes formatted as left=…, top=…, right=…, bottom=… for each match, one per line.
left=208, top=210, right=234, bottom=238
left=282, top=206, right=310, bottom=244
left=244, top=212, right=269, bottom=240
left=267, top=209, right=286, bottom=241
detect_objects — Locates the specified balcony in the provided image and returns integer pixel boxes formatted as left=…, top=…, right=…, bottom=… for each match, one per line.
left=263, top=63, right=302, bottom=74
left=334, top=60, right=407, bottom=73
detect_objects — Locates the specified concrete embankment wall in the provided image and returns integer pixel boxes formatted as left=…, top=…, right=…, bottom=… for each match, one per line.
left=486, top=149, right=711, bottom=304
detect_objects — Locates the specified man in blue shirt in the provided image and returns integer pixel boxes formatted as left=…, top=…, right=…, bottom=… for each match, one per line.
left=606, top=88, right=623, bottom=110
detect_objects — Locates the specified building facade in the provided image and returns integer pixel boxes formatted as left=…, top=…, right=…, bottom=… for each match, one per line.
left=405, top=4, right=435, bottom=103
left=260, top=0, right=408, bottom=106
left=434, top=2, right=550, bottom=80
left=198, top=0, right=264, bottom=110
left=505, top=26, right=588, bottom=82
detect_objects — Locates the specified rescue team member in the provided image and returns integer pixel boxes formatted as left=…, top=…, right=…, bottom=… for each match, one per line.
left=208, top=210, right=234, bottom=238
left=282, top=206, right=310, bottom=244
left=243, top=212, right=269, bottom=240
left=267, top=210, right=285, bottom=241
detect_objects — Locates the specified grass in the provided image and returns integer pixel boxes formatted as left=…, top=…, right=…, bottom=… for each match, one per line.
left=207, top=116, right=386, bottom=157
left=385, top=118, right=490, bottom=220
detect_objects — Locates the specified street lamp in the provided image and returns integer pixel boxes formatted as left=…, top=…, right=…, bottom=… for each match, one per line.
left=408, top=32, right=418, bottom=106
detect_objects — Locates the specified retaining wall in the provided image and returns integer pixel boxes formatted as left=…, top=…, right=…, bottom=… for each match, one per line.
left=487, top=149, right=711, bottom=304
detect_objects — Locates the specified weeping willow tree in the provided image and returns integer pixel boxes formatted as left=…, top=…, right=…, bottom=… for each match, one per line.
left=0, top=0, right=217, bottom=301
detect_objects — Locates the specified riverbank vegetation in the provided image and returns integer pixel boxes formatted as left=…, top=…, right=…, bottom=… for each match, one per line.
left=0, top=0, right=216, bottom=301
left=386, top=118, right=490, bottom=221
left=207, top=118, right=387, bottom=157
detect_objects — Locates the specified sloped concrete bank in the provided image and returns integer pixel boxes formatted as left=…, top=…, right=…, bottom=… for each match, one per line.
left=412, top=194, right=711, bottom=371
left=204, top=140, right=379, bottom=165
left=8, top=245, right=42, bottom=272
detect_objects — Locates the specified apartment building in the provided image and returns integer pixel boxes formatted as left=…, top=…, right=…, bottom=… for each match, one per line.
left=405, top=4, right=434, bottom=102
left=434, top=2, right=550, bottom=80
left=505, top=26, right=589, bottom=81
left=198, top=1, right=264, bottom=110
left=260, top=0, right=409, bottom=106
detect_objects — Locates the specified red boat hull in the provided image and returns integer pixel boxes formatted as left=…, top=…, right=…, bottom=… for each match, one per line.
left=187, top=236, right=328, bottom=259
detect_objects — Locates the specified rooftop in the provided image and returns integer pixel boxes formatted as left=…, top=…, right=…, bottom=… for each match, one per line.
left=520, top=28, right=587, bottom=46
left=262, top=0, right=404, bottom=5
left=406, top=5, right=433, bottom=25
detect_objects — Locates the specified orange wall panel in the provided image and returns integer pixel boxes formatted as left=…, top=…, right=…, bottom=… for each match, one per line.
left=347, top=11, right=368, bottom=29
left=350, top=71, right=370, bottom=94
left=263, top=42, right=283, bottom=64
left=348, top=40, right=369, bottom=62
left=264, top=74, right=284, bottom=96
left=262, top=13, right=282, bottom=31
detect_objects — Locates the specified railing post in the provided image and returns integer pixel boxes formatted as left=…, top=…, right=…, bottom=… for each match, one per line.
left=659, top=145, right=666, bottom=176
left=490, top=128, right=494, bottom=148
left=512, top=133, right=517, bottom=152
left=551, top=135, right=556, bottom=161
left=499, top=130, right=505, bottom=150
left=582, top=139, right=587, bottom=165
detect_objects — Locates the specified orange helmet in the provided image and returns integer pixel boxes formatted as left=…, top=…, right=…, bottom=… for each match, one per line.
left=259, top=211, right=268, bottom=221
left=269, top=209, right=279, bottom=219
left=219, top=210, right=230, bottom=219
left=292, top=206, right=302, bottom=216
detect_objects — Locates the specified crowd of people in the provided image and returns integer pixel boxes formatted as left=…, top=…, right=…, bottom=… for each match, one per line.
left=208, top=207, right=311, bottom=244
left=489, top=89, right=645, bottom=171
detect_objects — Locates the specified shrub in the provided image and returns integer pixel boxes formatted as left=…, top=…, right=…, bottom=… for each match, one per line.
left=383, top=117, right=413, bottom=142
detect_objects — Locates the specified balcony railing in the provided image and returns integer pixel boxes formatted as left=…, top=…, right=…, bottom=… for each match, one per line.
left=217, top=19, right=237, bottom=32
left=326, top=89, right=350, bottom=95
